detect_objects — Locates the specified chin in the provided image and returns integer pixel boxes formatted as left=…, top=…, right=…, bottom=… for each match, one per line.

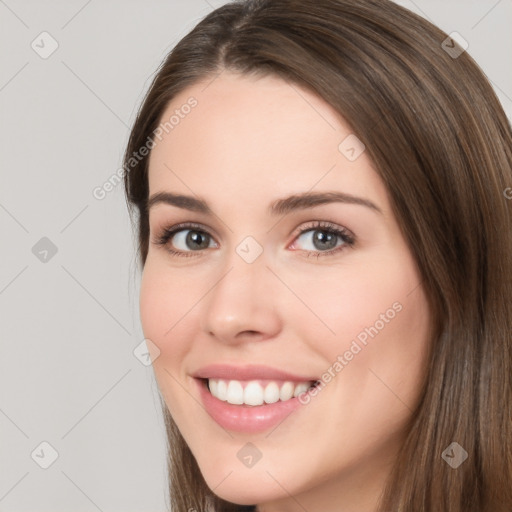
left=198, top=457, right=309, bottom=506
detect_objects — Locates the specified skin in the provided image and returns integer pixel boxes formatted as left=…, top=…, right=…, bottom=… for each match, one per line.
left=140, top=71, right=432, bottom=512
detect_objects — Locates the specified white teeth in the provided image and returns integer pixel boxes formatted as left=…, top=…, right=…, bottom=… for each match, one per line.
left=209, top=378, right=218, bottom=397
left=279, top=381, right=294, bottom=401
left=264, top=382, right=280, bottom=404
left=216, top=379, right=227, bottom=401
left=293, top=382, right=310, bottom=397
left=207, top=379, right=315, bottom=406
left=244, top=381, right=265, bottom=406
left=226, top=380, right=244, bottom=404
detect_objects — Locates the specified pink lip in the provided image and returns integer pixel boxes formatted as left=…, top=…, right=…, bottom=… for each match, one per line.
left=192, top=363, right=318, bottom=383
left=194, top=377, right=315, bottom=433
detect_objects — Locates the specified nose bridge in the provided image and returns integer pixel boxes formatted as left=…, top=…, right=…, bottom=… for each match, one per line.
left=200, top=237, right=280, bottom=342
left=214, top=233, right=269, bottom=301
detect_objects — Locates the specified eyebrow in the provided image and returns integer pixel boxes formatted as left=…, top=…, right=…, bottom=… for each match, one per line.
left=147, top=191, right=383, bottom=216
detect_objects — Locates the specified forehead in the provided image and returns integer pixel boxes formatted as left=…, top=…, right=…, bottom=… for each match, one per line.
left=147, top=72, right=388, bottom=213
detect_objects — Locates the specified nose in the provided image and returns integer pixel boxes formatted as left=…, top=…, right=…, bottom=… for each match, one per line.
left=200, top=249, right=282, bottom=345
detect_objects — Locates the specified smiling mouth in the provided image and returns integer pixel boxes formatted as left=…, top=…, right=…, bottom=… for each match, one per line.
left=200, top=377, right=320, bottom=407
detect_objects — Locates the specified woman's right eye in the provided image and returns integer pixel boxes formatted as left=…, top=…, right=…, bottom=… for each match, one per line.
left=153, top=223, right=218, bottom=258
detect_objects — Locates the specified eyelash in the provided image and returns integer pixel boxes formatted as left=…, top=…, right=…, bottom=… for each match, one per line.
left=152, top=220, right=356, bottom=259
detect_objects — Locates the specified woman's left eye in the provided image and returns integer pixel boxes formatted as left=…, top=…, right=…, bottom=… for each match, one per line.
left=291, top=222, right=355, bottom=258
left=152, top=221, right=355, bottom=259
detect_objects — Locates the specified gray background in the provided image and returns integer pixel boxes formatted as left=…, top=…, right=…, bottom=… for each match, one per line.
left=0, top=1, right=510, bottom=511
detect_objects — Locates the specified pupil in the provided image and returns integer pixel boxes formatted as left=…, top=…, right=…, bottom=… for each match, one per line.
left=314, top=231, right=336, bottom=250
left=188, top=231, right=208, bottom=250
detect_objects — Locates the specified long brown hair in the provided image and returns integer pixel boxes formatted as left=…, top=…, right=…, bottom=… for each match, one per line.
left=123, top=0, right=512, bottom=510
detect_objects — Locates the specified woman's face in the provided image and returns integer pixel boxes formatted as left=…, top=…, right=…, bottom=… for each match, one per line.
left=140, top=71, right=432, bottom=511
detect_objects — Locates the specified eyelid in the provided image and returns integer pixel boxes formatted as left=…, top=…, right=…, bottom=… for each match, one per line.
left=153, top=221, right=217, bottom=244
left=289, top=220, right=354, bottom=242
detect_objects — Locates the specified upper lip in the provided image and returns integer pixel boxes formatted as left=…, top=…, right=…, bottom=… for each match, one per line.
left=192, top=364, right=318, bottom=383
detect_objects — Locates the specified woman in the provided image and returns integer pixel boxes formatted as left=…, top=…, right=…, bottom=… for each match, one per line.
left=123, top=0, right=512, bottom=510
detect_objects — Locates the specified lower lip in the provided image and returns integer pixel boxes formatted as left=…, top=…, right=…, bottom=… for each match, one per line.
left=195, top=378, right=314, bottom=433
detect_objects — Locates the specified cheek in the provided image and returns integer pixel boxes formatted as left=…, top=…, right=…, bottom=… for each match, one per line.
left=138, top=261, right=193, bottom=363
left=319, top=264, right=430, bottom=419
left=288, top=252, right=431, bottom=399
left=139, top=262, right=201, bottom=418
left=285, top=256, right=422, bottom=349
